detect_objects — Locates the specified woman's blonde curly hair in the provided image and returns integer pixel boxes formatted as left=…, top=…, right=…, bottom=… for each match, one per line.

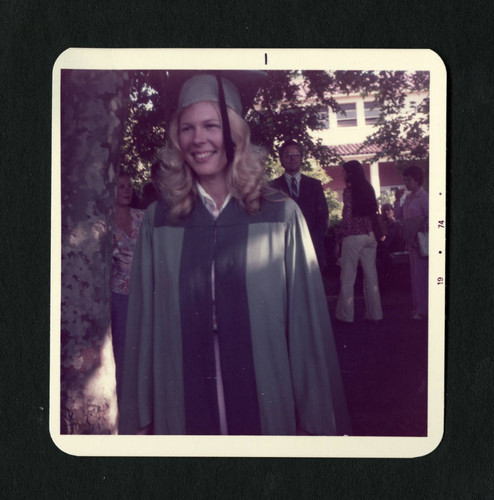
left=156, top=102, right=266, bottom=221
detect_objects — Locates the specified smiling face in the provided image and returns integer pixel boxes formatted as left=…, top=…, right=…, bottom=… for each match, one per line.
left=116, top=175, right=133, bottom=207
left=178, top=101, right=228, bottom=183
left=281, top=145, right=302, bottom=175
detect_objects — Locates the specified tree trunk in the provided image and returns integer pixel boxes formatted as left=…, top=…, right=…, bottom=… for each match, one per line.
left=60, top=70, right=131, bottom=434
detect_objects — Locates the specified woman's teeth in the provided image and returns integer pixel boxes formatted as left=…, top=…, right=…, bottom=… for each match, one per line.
left=194, top=151, right=214, bottom=160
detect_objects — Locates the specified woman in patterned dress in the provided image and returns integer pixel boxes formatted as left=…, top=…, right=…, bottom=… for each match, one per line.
left=111, top=172, right=144, bottom=399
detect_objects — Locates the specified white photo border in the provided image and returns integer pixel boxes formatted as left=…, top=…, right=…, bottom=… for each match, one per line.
left=51, top=48, right=446, bottom=458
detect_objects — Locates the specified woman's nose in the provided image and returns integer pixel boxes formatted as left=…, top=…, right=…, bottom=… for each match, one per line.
left=192, top=127, right=205, bottom=144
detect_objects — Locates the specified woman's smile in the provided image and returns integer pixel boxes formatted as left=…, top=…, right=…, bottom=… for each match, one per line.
left=179, top=101, right=228, bottom=180
left=192, top=150, right=217, bottom=162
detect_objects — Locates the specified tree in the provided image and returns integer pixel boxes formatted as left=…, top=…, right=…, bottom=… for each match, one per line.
left=246, top=70, right=343, bottom=178
left=60, top=70, right=131, bottom=434
left=117, top=69, right=429, bottom=218
left=120, top=71, right=167, bottom=194
left=357, top=71, right=430, bottom=166
left=253, top=69, right=429, bottom=166
left=119, top=69, right=430, bottom=174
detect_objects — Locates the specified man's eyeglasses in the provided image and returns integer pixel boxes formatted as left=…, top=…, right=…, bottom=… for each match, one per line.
left=284, top=153, right=301, bottom=158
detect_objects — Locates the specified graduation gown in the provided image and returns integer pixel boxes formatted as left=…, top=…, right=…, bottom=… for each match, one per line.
left=118, top=195, right=350, bottom=436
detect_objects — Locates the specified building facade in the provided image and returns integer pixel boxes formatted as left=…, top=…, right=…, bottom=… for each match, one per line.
left=309, top=91, right=428, bottom=203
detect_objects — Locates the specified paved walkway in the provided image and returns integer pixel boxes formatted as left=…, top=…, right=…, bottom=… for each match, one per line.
left=324, top=263, right=428, bottom=437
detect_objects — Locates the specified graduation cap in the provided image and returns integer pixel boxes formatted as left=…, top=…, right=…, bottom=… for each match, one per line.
left=164, top=70, right=266, bottom=163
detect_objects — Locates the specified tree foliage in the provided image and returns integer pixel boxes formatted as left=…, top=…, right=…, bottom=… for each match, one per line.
left=357, top=71, right=430, bottom=166
left=246, top=70, right=343, bottom=178
left=120, top=71, right=167, bottom=194
left=119, top=69, right=430, bottom=195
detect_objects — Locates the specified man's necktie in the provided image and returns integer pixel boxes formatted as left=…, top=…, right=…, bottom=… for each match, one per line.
left=291, top=177, right=298, bottom=199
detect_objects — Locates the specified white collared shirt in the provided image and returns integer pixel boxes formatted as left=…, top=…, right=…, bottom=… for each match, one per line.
left=197, top=182, right=232, bottom=219
left=284, top=171, right=301, bottom=197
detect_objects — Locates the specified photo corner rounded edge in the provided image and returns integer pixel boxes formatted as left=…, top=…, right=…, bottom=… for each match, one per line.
left=48, top=419, right=82, bottom=458
left=410, top=421, right=445, bottom=459
left=425, top=49, right=447, bottom=77
left=52, top=47, right=77, bottom=74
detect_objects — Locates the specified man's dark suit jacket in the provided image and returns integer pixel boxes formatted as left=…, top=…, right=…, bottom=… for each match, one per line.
left=270, top=174, right=329, bottom=267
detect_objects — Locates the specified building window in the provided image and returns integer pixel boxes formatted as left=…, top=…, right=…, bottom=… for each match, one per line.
left=312, top=105, right=329, bottom=129
left=364, top=101, right=380, bottom=125
left=337, top=103, right=357, bottom=127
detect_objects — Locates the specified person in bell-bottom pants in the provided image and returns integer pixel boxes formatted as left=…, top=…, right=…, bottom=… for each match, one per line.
left=336, top=232, right=383, bottom=323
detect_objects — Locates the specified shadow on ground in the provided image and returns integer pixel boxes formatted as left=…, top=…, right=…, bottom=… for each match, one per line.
left=324, top=261, right=428, bottom=437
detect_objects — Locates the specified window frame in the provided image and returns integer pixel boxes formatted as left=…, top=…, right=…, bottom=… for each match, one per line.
left=336, top=102, right=357, bottom=127
left=364, top=101, right=380, bottom=125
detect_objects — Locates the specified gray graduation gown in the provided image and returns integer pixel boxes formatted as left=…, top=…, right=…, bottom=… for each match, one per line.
left=118, top=195, right=350, bottom=435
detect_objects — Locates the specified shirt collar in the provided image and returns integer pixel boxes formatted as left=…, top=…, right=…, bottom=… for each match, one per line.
left=284, top=171, right=301, bottom=184
left=196, top=182, right=232, bottom=218
left=408, top=186, right=426, bottom=200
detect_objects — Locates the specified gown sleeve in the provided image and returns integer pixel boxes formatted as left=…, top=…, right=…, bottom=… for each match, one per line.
left=284, top=203, right=351, bottom=435
left=118, top=206, right=155, bottom=434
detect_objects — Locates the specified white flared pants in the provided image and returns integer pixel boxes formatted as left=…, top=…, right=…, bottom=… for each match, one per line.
left=336, top=232, right=383, bottom=322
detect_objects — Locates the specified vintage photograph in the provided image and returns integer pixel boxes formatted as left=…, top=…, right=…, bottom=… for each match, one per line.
left=51, top=49, right=446, bottom=457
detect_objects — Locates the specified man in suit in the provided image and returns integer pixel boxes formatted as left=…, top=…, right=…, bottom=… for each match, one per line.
left=270, top=140, right=329, bottom=269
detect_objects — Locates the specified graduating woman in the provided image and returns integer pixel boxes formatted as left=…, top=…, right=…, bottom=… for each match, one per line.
left=118, top=71, right=350, bottom=436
